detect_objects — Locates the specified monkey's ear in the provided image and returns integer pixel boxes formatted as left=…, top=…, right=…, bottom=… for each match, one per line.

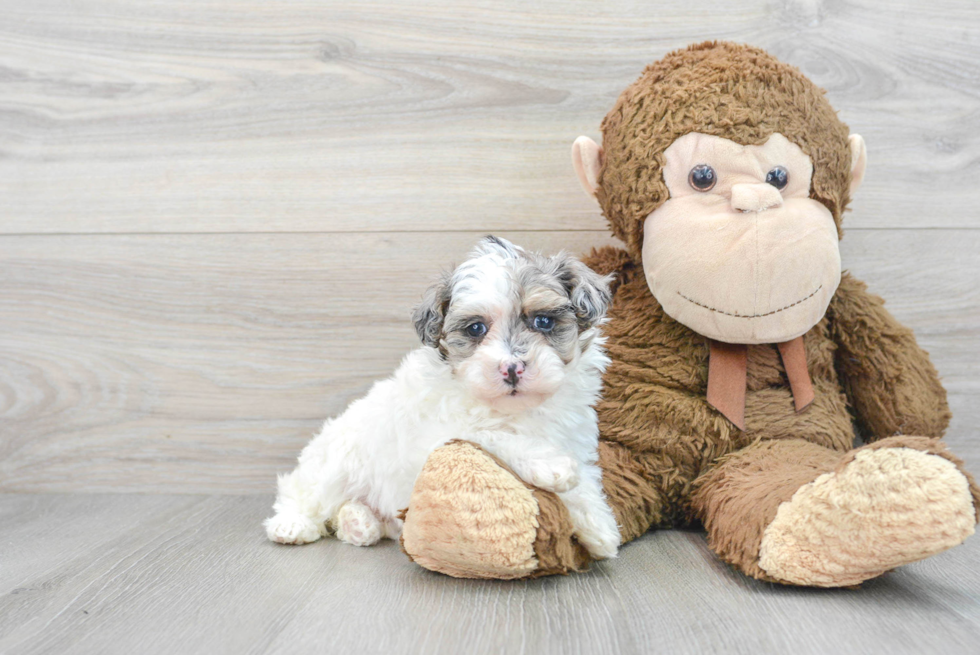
left=572, top=136, right=604, bottom=200
left=848, top=134, right=867, bottom=196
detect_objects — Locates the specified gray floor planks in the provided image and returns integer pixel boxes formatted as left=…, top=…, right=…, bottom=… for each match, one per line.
left=1, top=494, right=979, bottom=655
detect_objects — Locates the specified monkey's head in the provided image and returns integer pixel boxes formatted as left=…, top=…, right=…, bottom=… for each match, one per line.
left=572, top=42, right=867, bottom=345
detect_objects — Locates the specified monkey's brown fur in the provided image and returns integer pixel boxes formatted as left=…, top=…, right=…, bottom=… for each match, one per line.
left=599, top=40, right=852, bottom=259
left=400, top=41, right=979, bottom=584
left=584, top=248, right=971, bottom=534
left=690, top=436, right=980, bottom=582
left=577, top=42, right=978, bottom=580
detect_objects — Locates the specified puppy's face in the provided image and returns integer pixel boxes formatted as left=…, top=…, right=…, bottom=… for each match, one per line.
left=414, top=237, right=611, bottom=414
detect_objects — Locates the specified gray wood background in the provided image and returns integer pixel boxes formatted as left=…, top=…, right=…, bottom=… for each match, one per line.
left=2, top=0, right=979, bottom=493
left=2, top=1, right=980, bottom=653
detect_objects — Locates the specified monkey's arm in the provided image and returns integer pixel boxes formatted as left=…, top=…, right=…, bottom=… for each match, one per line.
left=583, top=246, right=706, bottom=539
left=827, top=272, right=950, bottom=440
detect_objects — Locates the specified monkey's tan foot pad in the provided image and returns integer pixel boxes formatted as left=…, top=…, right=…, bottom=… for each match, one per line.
left=759, top=447, right=976, bottom=587
left=400, top=440, right=590, bottom=579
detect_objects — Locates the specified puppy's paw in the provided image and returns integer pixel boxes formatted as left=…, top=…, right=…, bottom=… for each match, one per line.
left=265, top=512, right=325, bottom=545
left=335, top=501, right=383, bottom=547
left=383, top=517, right=404, bottom=540
left=525, top=456, right=580, bottom=493
left=563, top=492, right=622, bottom=560
left=577, top=525, right=621, bottom=560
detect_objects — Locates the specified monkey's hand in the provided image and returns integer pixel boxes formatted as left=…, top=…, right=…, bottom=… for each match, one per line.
left=828, top=272, right=950, bottom=440
left=400, top=440, right=591, bottom=579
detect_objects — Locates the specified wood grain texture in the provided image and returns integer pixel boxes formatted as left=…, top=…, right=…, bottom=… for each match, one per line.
left=1, top=2, right=980, bottom=648
left=2, top=0, right=980, bottom=233
left=1, top=493, right=979, bottom=655
left=1, top=229, right=978, bottom=493
left=0, top=231, right=615, bottom=492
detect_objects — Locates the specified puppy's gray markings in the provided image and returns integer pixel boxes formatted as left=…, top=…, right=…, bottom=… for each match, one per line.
left=414, top=236, right=612, bottom=366
left=413, top=271, right=452, bottom=349
left=265, top=235, right=622, bottom=558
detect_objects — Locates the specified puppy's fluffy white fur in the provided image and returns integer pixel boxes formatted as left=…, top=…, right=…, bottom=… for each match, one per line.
left=264, top=237, right=621, bottom=559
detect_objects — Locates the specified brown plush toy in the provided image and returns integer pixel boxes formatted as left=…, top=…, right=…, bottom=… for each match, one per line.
left=400, top=41, right=980, bottom=586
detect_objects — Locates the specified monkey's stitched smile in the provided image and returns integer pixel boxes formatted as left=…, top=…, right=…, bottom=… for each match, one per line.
left=676, top=285, right=823, bottom=319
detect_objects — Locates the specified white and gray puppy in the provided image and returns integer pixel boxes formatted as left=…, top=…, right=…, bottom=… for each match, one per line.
left=264, top=236, right=621, bottom=559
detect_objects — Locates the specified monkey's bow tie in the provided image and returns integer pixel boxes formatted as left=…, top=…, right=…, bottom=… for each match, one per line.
left=706, top=336, right=814, bottom=431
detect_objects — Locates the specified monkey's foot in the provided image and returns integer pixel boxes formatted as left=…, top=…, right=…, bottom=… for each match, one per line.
left=400, top=440, right=590, bottom=579
left=759, top=444, right=977, bottom=587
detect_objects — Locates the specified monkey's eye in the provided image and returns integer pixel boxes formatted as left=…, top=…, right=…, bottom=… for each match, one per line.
left=766, top=166, right=789, bottom=190
left=688, top=164, right=717, bottom=192
left=465, top=322, right=487, bottom=338
left=533, top=315, right=555, bottom=332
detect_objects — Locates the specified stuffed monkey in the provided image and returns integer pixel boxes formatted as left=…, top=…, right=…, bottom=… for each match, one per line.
left=400, top=41, right=979, bottom=586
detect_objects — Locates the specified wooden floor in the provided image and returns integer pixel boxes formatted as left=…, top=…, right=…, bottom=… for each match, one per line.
left=3, top=0, right=980, bottom=652
left=2, top=493, right=979, bottom=655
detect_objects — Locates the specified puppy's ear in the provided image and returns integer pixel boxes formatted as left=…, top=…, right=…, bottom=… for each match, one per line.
left=413, top=273, right=452, bottom=347
left=474, top=235, right=522, bottom=259
left=556, top=255, right=613, bottom=330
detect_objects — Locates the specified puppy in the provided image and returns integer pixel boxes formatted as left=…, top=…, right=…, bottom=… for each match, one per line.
left=264, top=236, right=621, bottom=559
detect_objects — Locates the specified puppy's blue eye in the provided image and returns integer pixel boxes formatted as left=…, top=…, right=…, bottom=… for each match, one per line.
left=533, top=315, right=555, bottom=332
left=465, top=322, right=487, bottom=338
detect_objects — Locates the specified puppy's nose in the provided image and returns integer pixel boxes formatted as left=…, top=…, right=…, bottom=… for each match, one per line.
left=500, top=361, right=525, bottom=387
left=731, top=183, right=783, bottom=213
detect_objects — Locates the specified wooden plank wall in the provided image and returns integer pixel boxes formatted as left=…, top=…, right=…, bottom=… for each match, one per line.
left=2, top=0, right=978, bottom=493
